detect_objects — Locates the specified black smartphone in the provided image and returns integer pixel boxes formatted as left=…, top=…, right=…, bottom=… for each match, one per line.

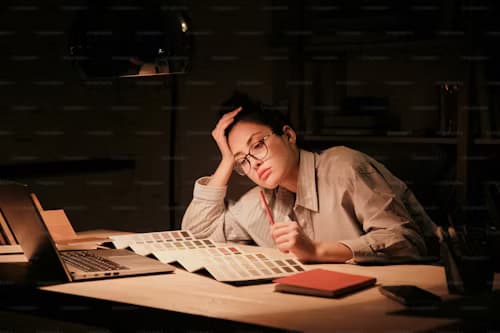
left=379, top=285, right=441, bottom=306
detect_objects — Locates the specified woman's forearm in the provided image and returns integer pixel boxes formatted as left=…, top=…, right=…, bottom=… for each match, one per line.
left=207, top=159, right=234, bottom=187
left=313, top=241, right=353, bottom=263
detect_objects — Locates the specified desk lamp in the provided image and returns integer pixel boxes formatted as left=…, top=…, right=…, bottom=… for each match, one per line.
left=68, top=1, right=192, bottom=227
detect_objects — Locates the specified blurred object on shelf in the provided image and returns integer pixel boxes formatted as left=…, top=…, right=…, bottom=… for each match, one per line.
left=438, top=82, right=460, bottom=137
left=320, top=96, right=389, bottom=136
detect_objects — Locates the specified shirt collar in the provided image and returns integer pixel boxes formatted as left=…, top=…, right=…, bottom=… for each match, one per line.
left=294, top=149, right=319, bottom=212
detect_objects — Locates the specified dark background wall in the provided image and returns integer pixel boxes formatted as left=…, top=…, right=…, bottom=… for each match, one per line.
left=0, top=0, right=273, bottom=232
left=0, top=0, right=499, bottom=235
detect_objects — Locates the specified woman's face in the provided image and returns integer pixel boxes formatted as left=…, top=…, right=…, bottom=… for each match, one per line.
left=227, top=121, right=298, bottom=189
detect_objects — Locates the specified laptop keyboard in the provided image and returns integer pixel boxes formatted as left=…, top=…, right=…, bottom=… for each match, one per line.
left=60, top=251, right=129, bottom=272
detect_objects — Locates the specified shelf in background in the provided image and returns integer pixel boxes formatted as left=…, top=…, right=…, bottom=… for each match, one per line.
left=303, top=135, right=458, bottom=144
left=474, top=138, right=500, bottom=145
left=303, top=34, right=467, bottom=51
left=0, top=159, right=135, bottom=178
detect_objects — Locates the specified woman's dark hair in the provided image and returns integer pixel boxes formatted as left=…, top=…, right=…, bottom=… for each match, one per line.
left=218, top=91, right=290, bottom=137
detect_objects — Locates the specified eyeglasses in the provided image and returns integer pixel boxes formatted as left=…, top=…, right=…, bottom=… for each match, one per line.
left=234, top=134, right=273, bottom=176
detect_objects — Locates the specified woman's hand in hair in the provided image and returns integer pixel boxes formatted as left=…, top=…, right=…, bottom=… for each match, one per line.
left=211, top=107, right=241, bottom=163
left=207, top=107, right=242, bottom=187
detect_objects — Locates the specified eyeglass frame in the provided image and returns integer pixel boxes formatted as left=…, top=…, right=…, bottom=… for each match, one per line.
left=233, top=133, right=274, bottom=176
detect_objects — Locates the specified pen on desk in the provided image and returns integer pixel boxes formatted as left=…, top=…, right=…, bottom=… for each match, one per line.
left=259, top=190, right=275, bottom=225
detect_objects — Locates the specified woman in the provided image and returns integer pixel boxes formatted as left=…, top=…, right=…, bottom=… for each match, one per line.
left=182, top=92, right=438, bottom=264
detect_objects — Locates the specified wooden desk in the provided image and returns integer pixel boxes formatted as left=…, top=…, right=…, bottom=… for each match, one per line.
left=38, top=240, right=482, bottom=333
left=0, top=229, right=497, bottom=331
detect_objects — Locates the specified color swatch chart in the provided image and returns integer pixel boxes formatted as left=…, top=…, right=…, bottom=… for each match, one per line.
left=108, top=229, right=308, bottom=283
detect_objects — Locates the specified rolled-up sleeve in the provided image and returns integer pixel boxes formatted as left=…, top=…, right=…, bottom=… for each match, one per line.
left=181, top=177, right=252, bottom=242
left=339, top=167, right=427, bottom=264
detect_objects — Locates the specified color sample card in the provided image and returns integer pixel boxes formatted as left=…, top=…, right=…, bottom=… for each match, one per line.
left=204, top=252, right=306, bottom=283
left=131, top=238, right=217, bottom=256
left=174, top=246, right=244, bottom=272
left=109, top=230, right=194, bottom=249
left=148, top=241, right=222, bottom=266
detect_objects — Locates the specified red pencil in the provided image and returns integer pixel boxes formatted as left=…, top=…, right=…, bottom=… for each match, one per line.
left=259, top=190, right=275, bottom=225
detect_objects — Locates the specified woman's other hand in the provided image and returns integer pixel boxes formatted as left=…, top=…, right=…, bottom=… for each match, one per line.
left=271, top=221, right=318, bottom=262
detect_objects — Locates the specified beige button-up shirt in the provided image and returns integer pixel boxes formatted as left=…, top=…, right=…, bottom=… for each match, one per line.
left=182, top=146, right=438, bottom=264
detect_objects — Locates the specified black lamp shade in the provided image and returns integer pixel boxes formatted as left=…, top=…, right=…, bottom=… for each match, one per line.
left=68, top=1, right=192, bottom=78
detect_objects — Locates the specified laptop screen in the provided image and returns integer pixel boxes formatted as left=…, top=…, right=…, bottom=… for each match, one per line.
left=0, top=182, right=70, bottom=285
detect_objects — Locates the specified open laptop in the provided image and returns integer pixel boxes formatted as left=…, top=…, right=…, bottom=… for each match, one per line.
left=0, top=182, right=174, bottom=285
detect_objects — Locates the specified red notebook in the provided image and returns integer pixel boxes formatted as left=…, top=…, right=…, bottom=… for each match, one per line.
left=273, top=268, right=377, bottom=298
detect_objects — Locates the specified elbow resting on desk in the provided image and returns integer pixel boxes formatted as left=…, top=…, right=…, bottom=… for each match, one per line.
left=342, top=229, right=429, bottom=264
